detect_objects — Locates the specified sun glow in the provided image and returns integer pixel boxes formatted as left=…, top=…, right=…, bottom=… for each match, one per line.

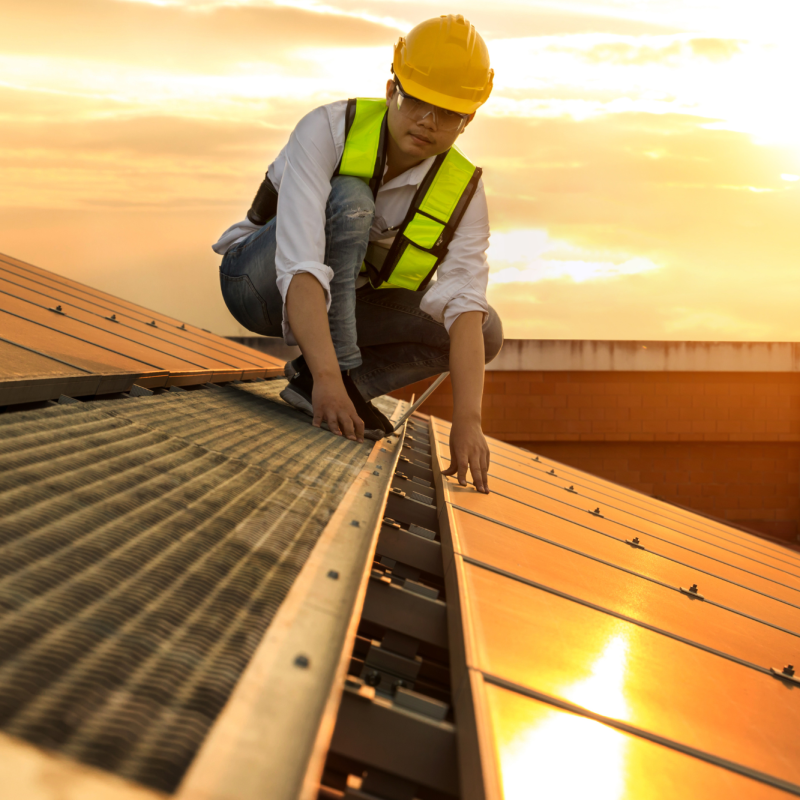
left=487, top=32, right=800, bottom=149
left=497, top=636, right=631, bottom=800
left=3, top=0, right=800, bottom=339
left=488, top=229, right=661, bottom=285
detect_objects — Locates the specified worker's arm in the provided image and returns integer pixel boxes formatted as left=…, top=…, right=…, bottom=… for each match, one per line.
left=442, top=310, right=490, bottom=493
left=285, top=273, right=364, bottom=443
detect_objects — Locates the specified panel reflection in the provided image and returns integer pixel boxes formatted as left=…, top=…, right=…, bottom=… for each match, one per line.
left=491, top=636, right=630, bottom=800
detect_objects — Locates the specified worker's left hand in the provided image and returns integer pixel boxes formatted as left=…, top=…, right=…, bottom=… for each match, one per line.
left=443, top=416, right=490, bottom=493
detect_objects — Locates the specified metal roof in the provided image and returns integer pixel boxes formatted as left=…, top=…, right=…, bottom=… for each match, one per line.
left=430, top=417, right=800, bottom=799
left=0, top=252, right=284, bottom=406
left=2, top=251, right=799, bottom=800
left=0, top=380, right=399, bottom=793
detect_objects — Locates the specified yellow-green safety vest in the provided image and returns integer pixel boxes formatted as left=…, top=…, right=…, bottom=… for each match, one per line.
left=245, top=98, right=483, bottom=292
left=335, top=97, right=483, bottom=292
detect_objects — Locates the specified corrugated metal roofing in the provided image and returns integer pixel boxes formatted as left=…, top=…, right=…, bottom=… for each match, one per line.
left=0, top=252, right=285, bottom=406
left=0, top=380, right=397, bottom=793
left=430, top=416, right=800, bottom=799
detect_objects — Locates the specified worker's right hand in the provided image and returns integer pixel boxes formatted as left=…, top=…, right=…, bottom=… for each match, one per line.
left=312, top=376, right=365, bottom=443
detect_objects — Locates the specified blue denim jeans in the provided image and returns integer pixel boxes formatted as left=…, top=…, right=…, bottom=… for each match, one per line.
left=220, top=175, right=503, bottom=400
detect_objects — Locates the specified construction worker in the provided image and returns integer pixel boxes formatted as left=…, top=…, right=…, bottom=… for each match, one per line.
left=213, top=15, right=503, bottom=493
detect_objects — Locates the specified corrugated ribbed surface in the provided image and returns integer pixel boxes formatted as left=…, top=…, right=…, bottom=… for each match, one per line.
left=0, top=381, right=391, bottom=792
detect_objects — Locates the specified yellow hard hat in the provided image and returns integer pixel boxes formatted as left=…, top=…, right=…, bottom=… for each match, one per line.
left=393, top=15, right=493, bottom=115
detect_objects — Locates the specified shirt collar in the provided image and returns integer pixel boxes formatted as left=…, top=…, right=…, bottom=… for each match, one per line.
left=380, top=155, right=437, bottom=192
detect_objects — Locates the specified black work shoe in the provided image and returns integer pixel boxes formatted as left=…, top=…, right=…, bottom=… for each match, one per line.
left=280, top=367, right=387, bottom=440
left=365, top=400, right=394, bottom=435
left=279, top=364, right=314, bottom=415
left=341, top=373, right=393, bottom=440
left=284, top=354, right=306, bottom=380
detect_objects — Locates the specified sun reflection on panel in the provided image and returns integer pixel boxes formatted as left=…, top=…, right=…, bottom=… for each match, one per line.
left=494, top=635, right=631, bottom=800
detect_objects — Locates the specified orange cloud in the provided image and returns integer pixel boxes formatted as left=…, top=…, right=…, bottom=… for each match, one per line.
left=3, top=0, right=395, bottom=70
left=1, top=0, right=797, bottom=343
left=581, top=41, right=684, bottom=66
left=689, top=38, right=742, bottom=61
left=565, top=37, right=740, bottom=66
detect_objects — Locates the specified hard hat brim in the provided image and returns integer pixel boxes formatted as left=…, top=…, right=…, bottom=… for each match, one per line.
left=394, top=73, right=486, bottom=116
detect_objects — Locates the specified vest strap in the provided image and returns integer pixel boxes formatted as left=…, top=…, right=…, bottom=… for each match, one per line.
left=335, top=98, right=388, bottom=198
left=371, top=146, right=481, bottom=291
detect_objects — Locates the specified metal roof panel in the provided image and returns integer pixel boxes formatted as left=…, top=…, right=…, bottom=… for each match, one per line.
left=463, top=562, right=800, bottom=789
left=482, top=679, right=792, bottom=800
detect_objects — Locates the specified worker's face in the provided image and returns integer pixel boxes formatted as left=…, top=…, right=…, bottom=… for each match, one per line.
left=385, top=79, right=474, bottom=161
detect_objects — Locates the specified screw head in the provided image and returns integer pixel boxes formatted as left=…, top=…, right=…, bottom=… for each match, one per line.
left=56, top=305, right=62, bottom=312
left=351, top=520, right=360, bottom=527
left=327, top=570, right=339, bottom=580
left=364, top=492, right=373, bottom=498
left=594, top=508, right=601, bottom=514
left=783, top=664, right=795, bottom=676
left=364, top=670, right=381, bottom=687
left=689, top=584, right=698, bottom=593
left=294, top=654, right=310, bottom=668
left=633, top=537, right=640, bottom=545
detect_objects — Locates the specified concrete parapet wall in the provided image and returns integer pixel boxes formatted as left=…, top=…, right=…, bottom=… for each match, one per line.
left=393, top=364, right=800, bottom=544
left=230, top=334, right=800, bottom=543
left=487, top=339, right=800, bottom=373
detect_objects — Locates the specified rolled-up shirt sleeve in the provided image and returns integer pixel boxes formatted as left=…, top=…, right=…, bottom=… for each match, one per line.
left=273, top=105, right=341, bottom=343
left=419, top=179, right=490, bottom=333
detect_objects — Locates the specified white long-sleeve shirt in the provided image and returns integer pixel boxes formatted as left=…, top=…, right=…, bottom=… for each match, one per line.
left=212, top=100, right=490, bottom=343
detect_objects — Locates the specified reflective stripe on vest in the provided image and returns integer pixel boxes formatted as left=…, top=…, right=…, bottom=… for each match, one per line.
left=337, top=98, right=388, bottom=198
left=336, top=97, right=482, bottom=292
left=385, top=146, right=477, bottom=291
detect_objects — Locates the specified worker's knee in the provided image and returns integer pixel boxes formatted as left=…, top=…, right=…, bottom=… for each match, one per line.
left=483, top=306, right=504, bottom=364
left=328, top=176, right=375, bottom=240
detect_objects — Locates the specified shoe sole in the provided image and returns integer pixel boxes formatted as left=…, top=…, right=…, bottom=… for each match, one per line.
left=284, top=360, right=297, bottom=380
left=280, top=385, right=313, bottom=416
left=279, top=387, right=384, bottom=440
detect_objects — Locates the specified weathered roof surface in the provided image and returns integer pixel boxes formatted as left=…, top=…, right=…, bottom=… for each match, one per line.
left=0, top=252, right=284, bottom=406
left=3, top=250, right=800, bottom=800
left=431, top=416, right=800, bottom=799
left=0, top=380, right=397, bottom=793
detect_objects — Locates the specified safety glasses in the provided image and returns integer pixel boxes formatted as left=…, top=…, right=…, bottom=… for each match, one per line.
left=394, top=79, right=469, bottom=134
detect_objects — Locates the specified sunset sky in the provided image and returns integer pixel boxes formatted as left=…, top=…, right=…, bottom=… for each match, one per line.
left=2, top=0, right=799, bottom=340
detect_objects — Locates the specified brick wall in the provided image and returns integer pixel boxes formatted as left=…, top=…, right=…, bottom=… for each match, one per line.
left=392, top=371, right=800, bottom=542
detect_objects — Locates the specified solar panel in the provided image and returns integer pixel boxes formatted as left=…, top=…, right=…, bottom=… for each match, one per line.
left=431, top=416, right=800, bottom=799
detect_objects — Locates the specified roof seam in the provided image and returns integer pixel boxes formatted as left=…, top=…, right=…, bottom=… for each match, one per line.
left=481, top=670, right=800, bottom=797
left=458, top=479, right=800, bottom=610
left=461, top=554, right=771, bottom=676
left=481, top=466, right=800, bottom=584
left=450, top=503, right=800, bottom=640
